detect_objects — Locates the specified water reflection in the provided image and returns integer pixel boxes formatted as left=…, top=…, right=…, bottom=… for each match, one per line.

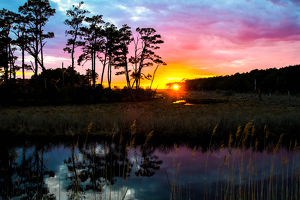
left=173, top=100, right=186, bottom=104
left=172, top=100, right=194, bottom=105
left=1, top=138, right=300, bottom=200
left=172, top=98, right=227, bottom=105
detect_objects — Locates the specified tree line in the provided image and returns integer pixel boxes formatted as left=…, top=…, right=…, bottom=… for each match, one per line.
left=0, top=0, right=166, bottom=103
left=184, top=65, right=300, bottom=95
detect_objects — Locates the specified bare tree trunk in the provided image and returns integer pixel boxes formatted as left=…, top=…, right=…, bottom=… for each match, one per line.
left=4, top=44, right=8, bottom=84
left=92, top=51, right=95, bottom=89
left=71, top=45, right=75, bottom=87
left=8, top=44, right=14, bottom=83
left=22, top=40, right=25, bottom=85
left=133, top=37, right=138, bottom=90
left=136, top=66, right=143, bottom=90
left=123, top=48, right=130, bottom=88
left=150, top=64, right=159, bottom=90
left=39, top=26, right=44, bottom=88
left=100, top=54, right=107, bottom=89
left=108, top=55, right=112, bottom=89
left=131, top=79, right=136, bottom=89
left=35, top=25, right=39, bottom=93
left=9, top=46, right=12, bottom=83
left=62, top=62, right=64, bottom=87
left=71, top=31, right=77, bottom=87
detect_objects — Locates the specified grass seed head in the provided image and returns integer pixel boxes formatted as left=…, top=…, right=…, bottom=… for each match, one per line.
left=264, top=125, right=270, bottom=139
left=131, top=120, right=137, bottom=136
left=87, top=122, right=93, bottom=135
left=119, top=133, right=124, bottom=145
left=144, top=131, right=153, bottom=146
left=212, top=123, right=219, bottom=136
left=220, top=140, right=224, bottom=151
left=251, top=124, right=255, bottom=137
left=236, top=125, right=241, bottom=139
left=274, top=133, right=284, bottom=155
left=294, top=140, right=298, bottom=152
left=243, top=120, right=253, bottom=135
left=130, top=137, right=135, bottom=150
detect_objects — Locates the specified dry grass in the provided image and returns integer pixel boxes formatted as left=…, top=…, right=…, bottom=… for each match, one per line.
left=1, top=91, right=299, bottom=139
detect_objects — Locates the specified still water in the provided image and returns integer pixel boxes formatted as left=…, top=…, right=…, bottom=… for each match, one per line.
left=1, top=137, right=300, bottom=200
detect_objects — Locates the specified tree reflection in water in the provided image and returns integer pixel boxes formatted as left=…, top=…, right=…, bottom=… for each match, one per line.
left=0, top=139, right=56, bottom=199
left=135, top=145, right=163, bottom=177
left=62, top=135, right=164, bottom=198
left=2, top=133, right=300, bottom=199
left=0, top=136, right=164, bottom=199
left=63, top=138, right=133, bottom=196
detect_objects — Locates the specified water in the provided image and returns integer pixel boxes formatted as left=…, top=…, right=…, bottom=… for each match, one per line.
left=1, top=138, right=300, bottom=200
left=172, top=98, right=227, bottom=105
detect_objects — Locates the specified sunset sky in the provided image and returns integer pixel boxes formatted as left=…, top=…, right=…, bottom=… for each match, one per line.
left=3, top=0, right=300, bottom=88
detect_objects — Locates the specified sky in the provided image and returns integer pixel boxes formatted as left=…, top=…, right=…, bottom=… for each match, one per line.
left=2, top=0, right=300, bottom=88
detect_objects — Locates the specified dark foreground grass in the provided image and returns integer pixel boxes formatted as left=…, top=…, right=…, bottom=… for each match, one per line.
left=0, top=91, right=299, bottom=142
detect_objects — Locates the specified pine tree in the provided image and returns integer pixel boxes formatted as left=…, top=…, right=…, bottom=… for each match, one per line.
left=64, top=1, right=89, bottom=87
left=19, top=0, right=56, bottom=92
left=129, top=28, right=165, bottom=89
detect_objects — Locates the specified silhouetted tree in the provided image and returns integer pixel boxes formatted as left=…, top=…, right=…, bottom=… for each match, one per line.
left=82, top=68, right=98, bottom=86
left=184, top=65, right=300, bottom=94
left=150, top=60, right=166, bottom=89
left=12, top=13, right=32, bottom=85
left=101, top=23, right=119, bottom=89
left=0, top=9, right=17, bottom=84
left=0, top=141, right=53, bottom=199
left=78, top=15, right=104, bottom=89
left=129, top=27, right=165, bottom=89
left=19, top=0, right=56, bottom=92
left=33, top=66, right=81, bottom=89
left=135, top=145, right=163, bottom=177
left=64, top=1, right=89, bottom=87
left=114, top=24, right=133, bottom=88
left=63, top=140, right=132, bottom=194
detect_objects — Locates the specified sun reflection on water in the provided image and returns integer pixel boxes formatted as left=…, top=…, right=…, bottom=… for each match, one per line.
left=172, top=100, right=194, bottom=105
left=173, top=100, right=186, bottom=104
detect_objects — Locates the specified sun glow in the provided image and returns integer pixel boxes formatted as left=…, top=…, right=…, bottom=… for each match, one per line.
left=173, top=84, right=179, bottom=90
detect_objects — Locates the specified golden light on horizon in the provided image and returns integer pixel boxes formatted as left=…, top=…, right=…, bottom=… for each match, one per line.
left=15, top=72, right=34, bottom=75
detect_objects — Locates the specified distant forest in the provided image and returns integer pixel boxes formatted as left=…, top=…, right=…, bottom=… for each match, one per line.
left=183, top=65, right=300, bottom=95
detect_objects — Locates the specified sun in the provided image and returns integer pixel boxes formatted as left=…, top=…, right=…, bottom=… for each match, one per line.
left=173, top=84, right=179, bottom=90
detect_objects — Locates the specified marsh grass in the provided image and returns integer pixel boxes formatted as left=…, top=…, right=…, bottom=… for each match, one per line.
left=2, top=89, right=300, bottom=199
left=159, top=119, right=300, bottom=200
left=169, top=120, right=300, bottom=200
left=1, top=93, right=300, bottom=143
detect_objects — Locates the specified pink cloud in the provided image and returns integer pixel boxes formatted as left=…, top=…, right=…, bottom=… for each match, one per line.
left=7, top=0, right=300, bottom=86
